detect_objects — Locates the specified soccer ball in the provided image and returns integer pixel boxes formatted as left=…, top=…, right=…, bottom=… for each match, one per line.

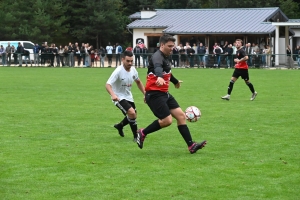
left=185, top=106, right=201, bottom=122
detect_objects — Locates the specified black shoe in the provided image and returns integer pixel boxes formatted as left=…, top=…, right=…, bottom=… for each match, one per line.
left=136, top=129, right=146, bottom=149
left=114, top=124, right=124, bottom=137
left=188, top=141, right=207, bottom=154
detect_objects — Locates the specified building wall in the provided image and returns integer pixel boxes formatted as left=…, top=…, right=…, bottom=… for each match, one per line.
left=132, top=28, right=165, bottom=47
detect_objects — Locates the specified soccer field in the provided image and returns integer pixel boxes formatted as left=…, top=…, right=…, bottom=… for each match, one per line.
left=0, top=67, right=299, bottom=199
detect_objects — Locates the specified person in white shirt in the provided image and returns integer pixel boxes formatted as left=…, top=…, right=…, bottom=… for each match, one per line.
left=106, top=50, right=145, bottom=141
left=106, top=42, right=113, bottom=67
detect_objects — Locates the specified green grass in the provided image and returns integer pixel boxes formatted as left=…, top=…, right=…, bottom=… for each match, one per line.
left=0, top=67, right=299, bottom=200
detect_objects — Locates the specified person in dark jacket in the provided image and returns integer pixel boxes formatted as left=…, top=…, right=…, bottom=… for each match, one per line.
left=197, top=43, right=206, bottom=68
left=16, top=42, right=24, bottom=67
left=186, top=46, right=195, bottom=68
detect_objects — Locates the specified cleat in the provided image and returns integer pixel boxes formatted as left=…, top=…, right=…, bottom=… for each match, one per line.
left=188, top=141, right=207, bottom=154
left=221, top=94, right=230, bottom=100
left=133, top=137, right=137, bottom=143
left=114, top=124, right=124, bottom=137
left=250, top=91, right=258, bottom=101
left=136, top=129, right=146, bottom=149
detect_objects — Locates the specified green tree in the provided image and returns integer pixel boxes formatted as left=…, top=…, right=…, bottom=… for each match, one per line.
left=0, top=0, right=69, bottom=43
left=279, top=0, right=300, bottom=18
left=67, top=0, right=129, bottom=47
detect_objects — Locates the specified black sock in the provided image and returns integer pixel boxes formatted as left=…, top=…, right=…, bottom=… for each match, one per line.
left=178, top=124, right=193, bottom=146
left=246, top=82, right=255, bottom=93
left=143, top=120, right=161, bottom=135
left=127, top=117, right=137, bottom=138
left=119, top=116, right=129, bottom=127
left=227, top=80, right=235, bottom=95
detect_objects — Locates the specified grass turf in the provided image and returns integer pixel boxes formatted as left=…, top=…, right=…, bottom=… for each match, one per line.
left=0, top=67, right=299, bottom=199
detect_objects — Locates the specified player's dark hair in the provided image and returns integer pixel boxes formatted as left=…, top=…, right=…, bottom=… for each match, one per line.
left=236, top=39, right=243, bottom=45
left=159, top=34, right=176, bottom=45
left=122, top=50, right=133, bottom=58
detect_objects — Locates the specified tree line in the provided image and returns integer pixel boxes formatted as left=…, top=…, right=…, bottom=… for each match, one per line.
left=0, top=0, right=299, bottom=48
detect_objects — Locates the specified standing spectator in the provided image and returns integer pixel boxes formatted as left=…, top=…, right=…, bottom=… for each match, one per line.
left=197, top=43, right=206, bottom=68
left=204, top=46, right=209, bottom=68
left=99, top=46, right=106, bottom=68
left=115, top=43, right=122, bottom=67
left=23, top=49, right=30, bottom=67
left=90, top=50, right=95, bottom=67
left=179, top=44, right=186, bottom=67
left=261, top=45, right=267, bottom=67
left=295, top=45, right=300, bottom=68
left=192, top=43, right=198, bottom=67
left=58, top=45, right=65, bottom=67
left=142, top=44, right=149, bottom=68
left=63, top=46, right=69, bottom=67
left=172, top=46, right=179, bottom=68
left=16, top=42, right=24, bottom=67
left=245, top=43, right=253, bottom=67
left=265, top=45, right=272, bottom=68
left=106, top=42, right=113, bottom=67
left=0, top=45, right=5, bottom=65
left=68, top=43, right=75, bottom=67
left=232, top=42, right=237, bottom=55
left=186, top=45, right=195, bottom=68
left=213, top=44, right=223, bottom=68
left=40, top=43, right=46, bottom=66
left=52, top=44, right=59, bottom=67
left=33, top=43, right=40, bottom=66
left=252, top=43, right=260, bottom=67
left=84, top=43, right=90, bottom=67
left=286, top=45, right=294, bottom=69
left=75, top=45, right=81, bottom=67
left=225, top=44, right=233, bottom=68
left=133, top=43, right=141, bottom=68
left=5, top=42, right=12, bottom=66
left=11, top=45, right=17, bottom=65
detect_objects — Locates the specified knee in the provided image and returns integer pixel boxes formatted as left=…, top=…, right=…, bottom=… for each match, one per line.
left=127, top=108, right=137, bottom=119
left=160, top=115, right=172, bottom=127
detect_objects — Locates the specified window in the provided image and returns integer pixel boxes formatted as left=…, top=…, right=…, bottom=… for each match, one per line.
left=23, top=42, right=34, bottom=49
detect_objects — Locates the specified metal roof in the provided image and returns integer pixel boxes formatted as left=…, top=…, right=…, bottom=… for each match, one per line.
left=127, top=8, right=288, bottom=34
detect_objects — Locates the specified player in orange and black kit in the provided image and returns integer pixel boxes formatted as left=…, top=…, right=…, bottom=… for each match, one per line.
left=221, top=39, right=258, bottom=101
left=136, top=34, right=207, bottom=154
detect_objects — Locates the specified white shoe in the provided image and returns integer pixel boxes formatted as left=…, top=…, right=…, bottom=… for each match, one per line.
left=250, top=91, right=258, bottom=101
left=221, top=94, right=230, bottom=100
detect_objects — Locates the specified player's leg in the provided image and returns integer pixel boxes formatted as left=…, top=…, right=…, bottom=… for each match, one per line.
left=169, top=98, right=206, bottom=154
left=243, top=71, right=258, bottom=100
left=114, top=100, right=136, bottom=138
left=222, top=70, right=238, bottom=100
left=136, top=92, right=171, bottom=149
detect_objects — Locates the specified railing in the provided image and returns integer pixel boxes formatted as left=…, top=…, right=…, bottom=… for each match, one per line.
left=0, top=52, right=299, bottom=68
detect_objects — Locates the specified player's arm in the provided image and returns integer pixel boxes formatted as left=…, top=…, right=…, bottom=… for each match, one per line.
left=105, top=83, right=119, bottom=101
left=135, top=79, right=145, bottom=95
left=170, top=74, right=183, bottom=89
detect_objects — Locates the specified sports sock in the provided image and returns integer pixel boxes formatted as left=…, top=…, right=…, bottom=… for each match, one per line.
left=127, top=116, right=137, bottom=138
left=227, top=80, right=235, bottom=95
left=246, top=82, right=255, bottom=93
left=143, top=120, right=161, bottom=135
left=119, top=116, right=129, bottom=127
left=178, top=124, right=194, bottom=146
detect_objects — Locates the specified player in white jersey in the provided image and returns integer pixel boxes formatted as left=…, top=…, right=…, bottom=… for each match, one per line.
left=106, top=50, right=145, bottom=141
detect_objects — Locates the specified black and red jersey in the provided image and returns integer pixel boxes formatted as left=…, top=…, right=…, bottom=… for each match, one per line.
left=235, top=48, right=248, bottom=69
left=145, top=50, right=178, bottom=92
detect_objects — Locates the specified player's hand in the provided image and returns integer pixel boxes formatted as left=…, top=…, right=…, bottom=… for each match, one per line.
left=111, top=95, right=119, bottom=102
left=234, top=58, right=239, bottom=63
left=175, top=80, right=183, bottom=88
left=156, top=77, right=165, bottom=86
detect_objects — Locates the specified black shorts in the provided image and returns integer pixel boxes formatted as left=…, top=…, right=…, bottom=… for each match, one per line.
left=115, top=99, right=136, bottom=115
left=145, top=91, right=180, bottom=119
left=180, top=54, right=186, bottom=62
left=232, top=68, right=249, bottom=81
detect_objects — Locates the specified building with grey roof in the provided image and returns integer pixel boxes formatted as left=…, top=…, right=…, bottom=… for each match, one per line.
left=127, top=7, right=300, bottom=66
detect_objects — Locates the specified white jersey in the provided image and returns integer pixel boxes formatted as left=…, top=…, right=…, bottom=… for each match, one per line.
left=106, top=65, right=139, bottom=103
